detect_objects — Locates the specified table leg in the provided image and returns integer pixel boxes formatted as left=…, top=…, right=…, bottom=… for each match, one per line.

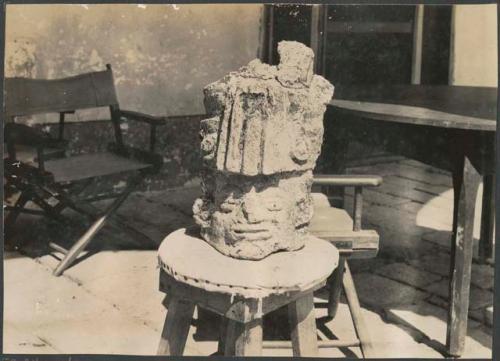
left=447, top=155, right=481, bottom=357
left=479, top=174, right=495, bottom=262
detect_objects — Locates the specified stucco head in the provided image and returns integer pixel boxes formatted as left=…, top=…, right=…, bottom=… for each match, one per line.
left=201, top=41, right=334, bottom=176
left=193, top=170, right=314, bottom=259
left=194, top=41, right=334, bottom=260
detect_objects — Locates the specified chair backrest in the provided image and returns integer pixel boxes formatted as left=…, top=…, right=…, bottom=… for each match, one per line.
left=5, top=64, right=119, bottom=119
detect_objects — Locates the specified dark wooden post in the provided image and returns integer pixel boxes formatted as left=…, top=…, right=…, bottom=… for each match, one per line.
left=447, top=155, right=482, bottom=356
left=310, top=4, right=328, bottom=76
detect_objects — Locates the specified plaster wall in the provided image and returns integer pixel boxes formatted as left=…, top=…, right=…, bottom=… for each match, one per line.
left=5, top=4, right=263, bottom=116
left=450, top=4, right=498, bottom=87
left=5, top=4, right=264, bottom=189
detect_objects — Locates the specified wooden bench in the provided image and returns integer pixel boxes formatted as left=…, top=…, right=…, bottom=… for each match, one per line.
left=4, top=64, right=168, bottom=276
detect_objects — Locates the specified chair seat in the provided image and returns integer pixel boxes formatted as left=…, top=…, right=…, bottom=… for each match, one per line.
left=158, top=228, right=339, bottom=298
left=309, top=192, right=379, bottom=258
left=44, top=152, right=150, bottom=183
left=310, top=192, right=354, bottom=232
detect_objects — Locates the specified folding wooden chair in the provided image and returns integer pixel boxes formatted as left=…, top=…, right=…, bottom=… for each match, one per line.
left=309, top=174, right=383, bottom=358
left=4, top=64, right=167, bottom=276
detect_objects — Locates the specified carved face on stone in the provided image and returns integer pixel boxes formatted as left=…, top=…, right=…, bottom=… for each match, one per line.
left=193, top=171, right=314, bottom=260
left=194, top=41, right=334, bottom=260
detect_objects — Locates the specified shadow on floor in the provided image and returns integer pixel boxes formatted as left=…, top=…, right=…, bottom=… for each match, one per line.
left=3, top=166, right=494, bottom=357
left=5, top=187, right=199, bottom=261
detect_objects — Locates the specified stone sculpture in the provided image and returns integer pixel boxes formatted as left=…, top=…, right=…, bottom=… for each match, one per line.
left=193, top=41, right=334, bottom=260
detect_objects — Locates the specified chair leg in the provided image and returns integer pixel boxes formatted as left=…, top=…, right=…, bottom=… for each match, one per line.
left=62, top=197, right=156, bottom=248
left=52, top=212, right=108, bottom=276
left=53, top=174, right=154, bottom=248
left=52, top=179, right=138, bottom=276
left=327, top=257, right=345, bottom=318
left=157, top=296, right=195, bottom=356
left=288, top=292, right=318, bottom=357
left=224, top=318, right=263, bottom=356
left=4, top=190, right=31, bottom=248
left=343, top=262, right=376, bottom=358
left=30, top=193, right=67, bottom=223
left=52, top=179, right=93, bottom=215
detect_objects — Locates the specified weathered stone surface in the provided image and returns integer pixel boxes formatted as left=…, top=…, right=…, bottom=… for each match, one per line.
left=386, top=301, right=491, bottom=358
left=424, top=280, right=493, bottom=310
left=425, top=294, right=448, bottom=310
left=426, top=294, right=490, bottom=326
left=349, top=257, right=389, bottom=274
left=421, top=230, right=452, bottom=249
left=201, top=41, right=333, bottom=175
left=193, top=170, right=315, bottom=259
left=374, top=262, right=442, bottom=289
left=194, top=41, right=334, bottom=260
left=471, top=264, right=494, bottom=290
left=409, top=253, right=452, bottom=277
left=353, top=273, right=428, bottom=308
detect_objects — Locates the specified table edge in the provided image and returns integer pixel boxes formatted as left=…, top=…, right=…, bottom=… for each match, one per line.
left=328, top=100, right=497, bottom=132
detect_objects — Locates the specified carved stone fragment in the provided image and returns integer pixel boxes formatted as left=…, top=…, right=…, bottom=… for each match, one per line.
left=194, top=41, right=334, bottom=260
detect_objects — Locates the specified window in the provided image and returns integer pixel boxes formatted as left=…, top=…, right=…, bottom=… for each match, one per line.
left=265, top=5, right=452, bottom=88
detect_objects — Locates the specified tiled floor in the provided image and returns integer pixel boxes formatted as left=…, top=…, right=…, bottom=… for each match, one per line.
left=3, top=158, right=494, bottom=357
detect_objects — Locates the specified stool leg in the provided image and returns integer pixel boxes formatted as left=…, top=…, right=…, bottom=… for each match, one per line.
left=224, top=318, right=263, bottom=356
left=288, top=292, right=318, bottom=357
left=218, top=316, right=228, bottom=355
left=343, top=262, right=376, bottom=358
left=327, top=257, right=346, bottom=318
left=157, top=297, right=195, bottom=356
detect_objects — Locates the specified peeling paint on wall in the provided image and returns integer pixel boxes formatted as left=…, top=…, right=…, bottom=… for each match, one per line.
left=5, top=4, right=263, bottom=116
left=5, top=38, right=38, bottom=77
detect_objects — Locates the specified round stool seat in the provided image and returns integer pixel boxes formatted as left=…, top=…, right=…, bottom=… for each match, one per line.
left=158, top=228, right=339, bottom=298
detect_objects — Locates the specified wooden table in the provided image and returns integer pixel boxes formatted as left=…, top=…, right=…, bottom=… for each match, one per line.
left=325, top=85, right=497, bottom=357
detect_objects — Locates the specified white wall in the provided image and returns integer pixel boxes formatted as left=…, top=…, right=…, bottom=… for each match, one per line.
left=450, top=4, right=498, bottom=86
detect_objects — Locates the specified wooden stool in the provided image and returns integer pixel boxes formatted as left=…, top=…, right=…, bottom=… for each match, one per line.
left=157, top=228, right=339, bottom=357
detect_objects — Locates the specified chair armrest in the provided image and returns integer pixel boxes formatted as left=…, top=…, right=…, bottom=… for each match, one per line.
left=120, top=110, right=172, bottom=152
left=118, top=110, right=170, bottom=152
left=314, top=174, right=383, bottom=232
left=5, top=123, right=66, bottom=149
left=313, top=174, right=382, bottom=187
left=119, top=109, right=168, bottom=126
